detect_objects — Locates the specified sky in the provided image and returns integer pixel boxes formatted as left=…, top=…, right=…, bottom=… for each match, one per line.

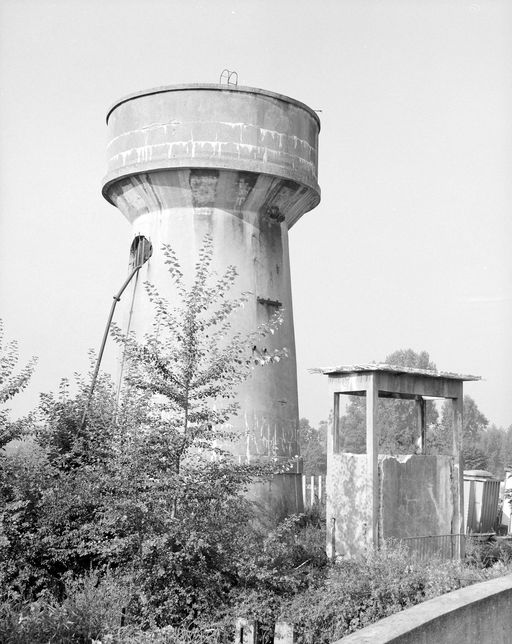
left=1, top=0, right=511, bottom=429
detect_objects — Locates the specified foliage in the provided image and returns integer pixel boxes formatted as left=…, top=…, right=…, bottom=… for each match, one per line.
left=298, top=418, right=327, bottom=475
left=0, top=571, right=129, bottom=644
left=3, top=539, right=512, bottom=644
left=110, top=234, right=286, bottom=519
left=0, top=320, right=37, bottom=448
left=465, top=536, right=512, bottom=568
left=274, top=543, right=511, bottom=644
left=0, top=236, right=294, bottom=629
left=432, top=395, right=491, bottom=469
left=480, top=425, right=506, bottom=478
left=3, top=260, right=512, bottom=642
left=327, top=347, right=508, bottom=474
left=0, top=370, right=121, bottom=603
left=337, top=349, right=439, bottom=454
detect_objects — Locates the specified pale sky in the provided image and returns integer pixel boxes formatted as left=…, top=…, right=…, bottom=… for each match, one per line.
left=1, top=0, right=511, bottom=429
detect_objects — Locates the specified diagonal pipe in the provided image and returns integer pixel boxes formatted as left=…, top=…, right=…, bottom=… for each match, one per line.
left=80, top=259, right=147, bottom=430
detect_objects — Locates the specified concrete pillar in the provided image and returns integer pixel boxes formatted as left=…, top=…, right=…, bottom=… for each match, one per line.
left=102, top=84, right=320, bottom=518
left=366, top=375, right=379, bottom=548
left=274, top=622, right=298, bottom=643
left=235, top=618, right=258, bottom=644
left=452, top=389, right=465, bottom=559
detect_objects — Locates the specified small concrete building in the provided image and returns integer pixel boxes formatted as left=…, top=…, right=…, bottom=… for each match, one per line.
left=319, top=364, right=479, bottom=559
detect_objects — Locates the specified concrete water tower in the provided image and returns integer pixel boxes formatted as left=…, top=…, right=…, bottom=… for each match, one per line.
left=102, top=82, right=321, bottom=516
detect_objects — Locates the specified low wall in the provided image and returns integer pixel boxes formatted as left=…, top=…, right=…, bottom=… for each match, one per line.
left=334, top=573, right=512, bottom=643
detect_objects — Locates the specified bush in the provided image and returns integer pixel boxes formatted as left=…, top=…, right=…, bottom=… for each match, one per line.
left=228, top=540, right=512, bottom=644
left=465, top=536, right=512, bottom=568
left=0, top=571, right=129, bottom=643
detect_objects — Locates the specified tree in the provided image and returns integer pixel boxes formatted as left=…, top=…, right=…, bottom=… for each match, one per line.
left=0, top=320, right=37, bottom=448
left=104, top=235, right=292, bottom=622
left=502, top=425, right=512, bottom=471
left=299, top=418, right=327, bottom=475
left=111, top=234, right=286, bottom=518
left=0, top=235, right=292, bottom=624
left=437, top=395, right=489, bottom=469
left=0, top=366, right=121, bottom=602
left=480, top=424, right=505, bottom=478
left=337, top=349, right=438, bottom=454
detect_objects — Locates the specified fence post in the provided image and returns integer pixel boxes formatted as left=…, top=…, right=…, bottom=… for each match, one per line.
left=302, top=474, right=306, bottom=507
left=310, top=475, right=314, bottom=506
left=274, top=622, right=297, bottom=643
left=318, top=475, right=322, bottom=503
left=235, top=618, right=259, bottom=644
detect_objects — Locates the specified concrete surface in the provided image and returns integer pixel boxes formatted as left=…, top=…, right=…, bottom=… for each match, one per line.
left=380, top=455, right=457, bottom=540
left=334, top=573, right=512, bottom=643
left=327, top=454, right=458, bottom=557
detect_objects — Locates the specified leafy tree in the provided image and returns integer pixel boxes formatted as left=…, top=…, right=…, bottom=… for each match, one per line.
left=299, top=418, right=327, bottom=475
left=110, top=234, right=286, bottom=518
left=502, top=425, right=512, bottom=471
left=461, top=395, right=489, bottom=444
left=338, top=397, right=366, bottom=454
left=104, top=234, right=291, bottom=622
left=436, top=395, right=489, bottom=469
left=337, top=349, right=438, bottom=454
left=0, top=367, right=120, bottom=602
left=0, top=320, right=37, bottom=448
left=1, top=236, right=297, bottom=626
left=480, top=424, right=505, bottom=478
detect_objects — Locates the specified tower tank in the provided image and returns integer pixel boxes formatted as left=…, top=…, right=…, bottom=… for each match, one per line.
left=102, top=83, right=321, bottom=517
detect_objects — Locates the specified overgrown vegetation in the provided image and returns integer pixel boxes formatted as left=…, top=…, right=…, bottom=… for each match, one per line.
left=2, top=239, right=512, bottom=643
left=2, top=538, right=512, bottom=643
left=0, top=238, right=328, bottom=641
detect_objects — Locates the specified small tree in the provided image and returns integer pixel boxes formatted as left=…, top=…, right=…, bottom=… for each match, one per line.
left=105, top=234, right=288, bottom=623
left=337, top=349, right=439, bottom=454
left=0, top=320, right=37, bottom=448
left=436, top=395, right=490, bottom=469
left=0, top=237, right=294, bottom=624
left=112, top=234, right=286, bottom=516
left=299, top=418, right=327, bottom=475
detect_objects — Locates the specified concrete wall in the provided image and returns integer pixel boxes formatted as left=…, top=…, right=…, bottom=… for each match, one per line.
left=327, top=453, right=370, bottom=557
left=380, top=455, right=457, bottom=539
left=334, top=573, right=512, bottom=643
left=327, top=453, right=458, bottom=557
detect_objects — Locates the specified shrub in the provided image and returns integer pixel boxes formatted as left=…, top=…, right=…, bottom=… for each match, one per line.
left=0, top=571, right=129, bottom=643
left=465, top=536, right=512, bottom=568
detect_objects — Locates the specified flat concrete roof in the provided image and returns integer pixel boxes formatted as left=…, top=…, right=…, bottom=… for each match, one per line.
left=106, top=83, right=322, bottom=128
left=314, top=363, right=481, bottom=381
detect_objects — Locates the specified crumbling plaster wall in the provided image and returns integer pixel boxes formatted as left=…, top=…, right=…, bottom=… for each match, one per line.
left=380, top=454, right=457, bottom=539
left=327, top=453, right=458, bottom=557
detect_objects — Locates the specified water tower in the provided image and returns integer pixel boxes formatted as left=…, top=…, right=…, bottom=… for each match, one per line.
left=102, top=82, right=321, bottom=517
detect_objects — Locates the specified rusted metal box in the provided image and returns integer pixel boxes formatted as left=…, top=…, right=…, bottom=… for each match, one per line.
left=464, top=470, right=500, bottom=534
